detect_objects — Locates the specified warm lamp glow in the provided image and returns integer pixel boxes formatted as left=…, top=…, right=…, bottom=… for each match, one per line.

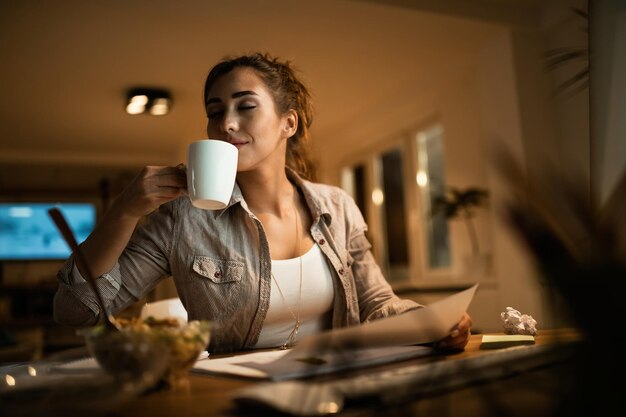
left=126, top=102, right=145, bottom=115
left=372, top=188, right=384, bottom=206
left=130, top=95, right=148, bottom=105
left=5, top=374, right=15, bottom=386
left=149, top=98, right=170, bottom=115
left=416, top=171, right=428, bottom=187
left=126, top=88, right=172, bottom=115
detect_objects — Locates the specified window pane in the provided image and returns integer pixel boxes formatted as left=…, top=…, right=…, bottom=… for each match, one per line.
left=380, top=148, right=409, bottom=277
left=353, top=165, right=367, bottom=222
left=416, top=125, right=451, bottom=269
left=341, top=164, right=367, bottom=221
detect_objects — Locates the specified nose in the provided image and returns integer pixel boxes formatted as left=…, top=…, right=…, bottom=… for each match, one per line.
left=221, top=111, right=238, bottom=135
left=207, top=111, right=238, bottom=140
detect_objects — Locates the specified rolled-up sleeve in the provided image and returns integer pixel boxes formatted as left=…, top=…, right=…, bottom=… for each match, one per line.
left=53, top=201, right=177, bottom=327
left=344, top=197, right=421, bottom=322
left=54, top=255, right=127, bottom=326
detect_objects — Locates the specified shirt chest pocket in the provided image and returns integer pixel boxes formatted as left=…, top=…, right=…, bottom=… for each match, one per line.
left=192, top=256, right=244, bottom=283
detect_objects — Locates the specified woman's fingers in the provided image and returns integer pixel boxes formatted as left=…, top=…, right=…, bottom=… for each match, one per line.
left=436, top=330, right=470, bottom=350
left=448, top=328, right=471, bottom=348
left=114, top=165, right=188, bottom=218
left=142, top=166, right=187, bottom=193
left=436, top=313, right=473, bottom=351
left=146, top=166, right=187, bottom=184
left=454, top=313, right=473, bottom=333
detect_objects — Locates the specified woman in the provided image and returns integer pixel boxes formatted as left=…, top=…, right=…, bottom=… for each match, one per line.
left=54, top=53, right=471, bottom=353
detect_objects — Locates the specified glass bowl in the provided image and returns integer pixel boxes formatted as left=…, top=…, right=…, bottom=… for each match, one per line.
left=83, top=318, right=210, bottom=389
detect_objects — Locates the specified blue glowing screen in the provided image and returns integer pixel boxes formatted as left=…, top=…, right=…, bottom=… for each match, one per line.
left=0, top=203, right=96, bottom=260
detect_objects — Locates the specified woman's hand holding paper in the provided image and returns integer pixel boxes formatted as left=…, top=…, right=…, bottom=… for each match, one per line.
left=436, top=313, right=472, bottom=351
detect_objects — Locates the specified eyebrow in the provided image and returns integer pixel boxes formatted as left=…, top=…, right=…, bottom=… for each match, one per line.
left=206, top=90, right=258, bottom=105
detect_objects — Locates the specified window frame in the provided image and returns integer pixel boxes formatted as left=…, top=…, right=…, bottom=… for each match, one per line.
left=338, top=121, right=470, bottom=290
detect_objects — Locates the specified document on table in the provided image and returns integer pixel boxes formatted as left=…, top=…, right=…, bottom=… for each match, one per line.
left=192, top=345, right=432, bottom=380
left=192, top=284, right=478, bottom=380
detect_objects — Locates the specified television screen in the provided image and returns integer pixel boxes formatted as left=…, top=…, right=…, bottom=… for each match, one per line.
left=0, top=202, right=96, bottom=261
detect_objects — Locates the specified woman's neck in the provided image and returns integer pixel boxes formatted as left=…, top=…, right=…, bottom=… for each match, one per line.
left=237, top=167, right=296, bottom=217
left=238, top=163, right=315, bottom=260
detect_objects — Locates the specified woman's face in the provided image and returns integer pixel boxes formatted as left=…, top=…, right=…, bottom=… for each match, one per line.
left=205, top=67, right=296, bottom=173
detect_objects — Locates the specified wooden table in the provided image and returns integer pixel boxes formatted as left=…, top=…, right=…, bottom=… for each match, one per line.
left=107, top=329, right=583, bottom=417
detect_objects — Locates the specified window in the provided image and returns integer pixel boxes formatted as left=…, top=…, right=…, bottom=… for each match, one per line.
left=341, top=163, right=367, bottom=221
left=340, top=123, right=453, bottom=288
left=415, top=125, right=451, bottom=269
left=376, top=148, right=410, bottom=283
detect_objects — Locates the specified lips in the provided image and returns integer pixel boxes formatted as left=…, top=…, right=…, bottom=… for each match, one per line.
left=227, top=137, right=248, bottom=149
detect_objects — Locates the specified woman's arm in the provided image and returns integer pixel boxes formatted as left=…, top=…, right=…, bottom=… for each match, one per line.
left=78, top=165, right=186, bottom=277
left=349, top=230, right=421, bottom=321
left=53, top=165, right=186, bottom=326
left=338, top=190, right=420, bottom=321
left=343, top=193, right=472, bottom=350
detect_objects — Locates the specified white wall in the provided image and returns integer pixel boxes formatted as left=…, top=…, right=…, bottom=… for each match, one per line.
left=476, top=29, right=555, bottom=331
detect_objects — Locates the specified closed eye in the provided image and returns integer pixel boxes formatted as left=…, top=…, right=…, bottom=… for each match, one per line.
left=207, top=110, right=223, bottom=120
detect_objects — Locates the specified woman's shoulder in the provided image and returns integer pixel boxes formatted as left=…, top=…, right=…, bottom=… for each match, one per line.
left=145, top=195, right=202, bottom=223
left=301, top=180, right=354, bottom=206
left=299, top=179, right=365, bottom=227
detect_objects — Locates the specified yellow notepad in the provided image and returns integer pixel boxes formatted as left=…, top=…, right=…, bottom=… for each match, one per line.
left=479, top=334, right=535, bottom=349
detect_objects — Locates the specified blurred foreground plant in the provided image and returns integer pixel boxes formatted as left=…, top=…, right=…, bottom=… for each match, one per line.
left=495, top=148, right=625, bottom=417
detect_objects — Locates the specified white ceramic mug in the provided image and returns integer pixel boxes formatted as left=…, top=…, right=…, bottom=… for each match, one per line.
left=187, top=139, right=238, bottom=210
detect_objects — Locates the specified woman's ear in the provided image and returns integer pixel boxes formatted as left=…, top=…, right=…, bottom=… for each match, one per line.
left=283, top=110, right=298, bottom=138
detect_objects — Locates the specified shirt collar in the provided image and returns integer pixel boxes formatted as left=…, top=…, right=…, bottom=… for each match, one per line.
left=286, top=167, right=332, bottom=226
left=214, top=182, right=246, bottom=218
left=214, top=167, right=332, bottom=226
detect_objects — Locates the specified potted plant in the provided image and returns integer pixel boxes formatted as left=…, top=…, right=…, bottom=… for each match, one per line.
left=432, top=186, right=490, bottom=275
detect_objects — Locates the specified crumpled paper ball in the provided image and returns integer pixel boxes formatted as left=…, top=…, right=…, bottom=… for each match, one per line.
left=500, top=306, right=537, bottom=336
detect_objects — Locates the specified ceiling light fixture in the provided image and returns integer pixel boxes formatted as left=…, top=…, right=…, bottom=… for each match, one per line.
left=125, top=88, right=172, bottom=116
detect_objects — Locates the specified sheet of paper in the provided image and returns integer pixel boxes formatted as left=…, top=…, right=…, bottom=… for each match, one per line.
left=284, top=283, right=478, bottom=356
left=240, top=345, right=432, bottom=381
left=192, top=350, right=288, bottom=379
left=192, top=345, right=432, bottom=380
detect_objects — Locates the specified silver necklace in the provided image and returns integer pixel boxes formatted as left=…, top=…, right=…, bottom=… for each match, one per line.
left=270, top=190, right=303, bottom=350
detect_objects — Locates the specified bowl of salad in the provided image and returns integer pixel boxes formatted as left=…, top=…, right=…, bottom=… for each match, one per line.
left=83, top=317, right=210, bottom=389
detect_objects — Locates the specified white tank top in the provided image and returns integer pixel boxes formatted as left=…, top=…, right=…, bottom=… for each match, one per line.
left=254, top=243, right=334, bottom=349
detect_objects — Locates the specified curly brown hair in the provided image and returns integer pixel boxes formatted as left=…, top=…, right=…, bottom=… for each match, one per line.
left=203, top=53, right=316, bottom=181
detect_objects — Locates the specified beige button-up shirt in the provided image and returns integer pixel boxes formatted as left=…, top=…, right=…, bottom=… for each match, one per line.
left=54, top=169, right=420, bottom=353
